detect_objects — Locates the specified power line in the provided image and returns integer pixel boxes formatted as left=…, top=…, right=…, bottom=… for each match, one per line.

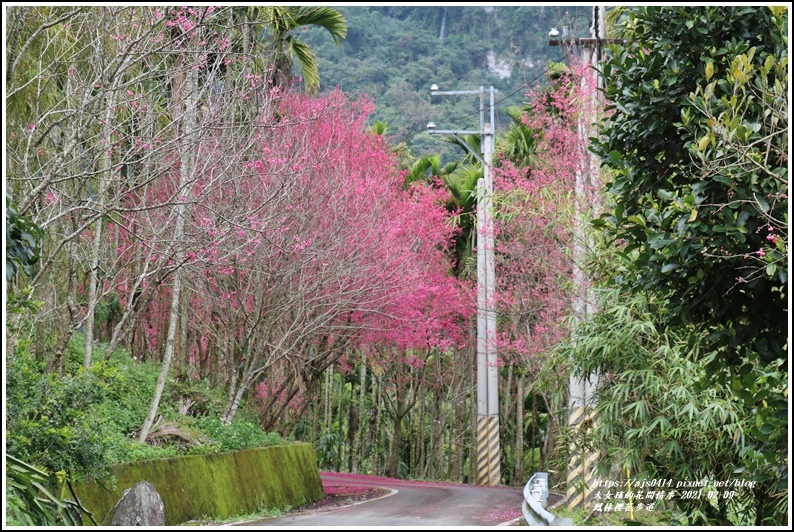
left=434, top=56, right=565, bottom=127
left=392, top=56, right=568, bottom=150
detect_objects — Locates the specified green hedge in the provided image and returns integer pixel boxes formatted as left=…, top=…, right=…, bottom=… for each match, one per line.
left=73, top=444, right=323, bottom=525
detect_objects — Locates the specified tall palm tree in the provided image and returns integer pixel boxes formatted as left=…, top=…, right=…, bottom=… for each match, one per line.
left=258, top=6, right=347, bottom=94
left=440, top=164, right=482, bottom=278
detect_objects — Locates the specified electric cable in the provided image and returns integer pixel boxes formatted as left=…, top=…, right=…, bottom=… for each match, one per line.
left=403, top=55, right=566, bottom=149
left=436, top=55, right=565, bottom=126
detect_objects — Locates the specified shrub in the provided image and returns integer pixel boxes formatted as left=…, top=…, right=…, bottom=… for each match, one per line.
left=5, top=352, right=120, bottom=480
left=194, top=416, right=285, bottom=452
left=7, top=337, right=288, bottom=485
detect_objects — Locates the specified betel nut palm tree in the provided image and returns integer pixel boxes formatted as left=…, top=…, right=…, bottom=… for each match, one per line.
left=259, top=6, right=347, bottom=94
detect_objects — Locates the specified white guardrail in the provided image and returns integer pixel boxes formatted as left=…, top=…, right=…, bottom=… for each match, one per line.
left=522, top=472, right=573, bottom=526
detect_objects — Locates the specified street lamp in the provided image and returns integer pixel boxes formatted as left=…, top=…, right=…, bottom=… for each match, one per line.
left=428, top=84, right=500, bottom=486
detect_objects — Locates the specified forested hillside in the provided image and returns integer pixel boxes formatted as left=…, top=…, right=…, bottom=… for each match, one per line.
left=301, top=6, right=591, bottom=157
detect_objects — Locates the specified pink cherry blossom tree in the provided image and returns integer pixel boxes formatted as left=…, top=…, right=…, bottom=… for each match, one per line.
left=131, top=89, right=473, bottom=426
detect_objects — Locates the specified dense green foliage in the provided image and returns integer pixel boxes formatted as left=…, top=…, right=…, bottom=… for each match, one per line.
left=565, top=288, right=786, bottom=525
left=592, top=6, right=788, bottom=367
left=7, top=342, right=287, bottom=462
left=194, top=416, right=284, bottom=452
left=5, top=336, right=287, bottom=524
left=7, top=351, right=125, bottom=478
left=568, top=6, right=789, bottom=526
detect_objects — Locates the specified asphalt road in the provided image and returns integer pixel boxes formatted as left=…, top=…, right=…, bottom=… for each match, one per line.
left=242, top=471, right=527, bottom=527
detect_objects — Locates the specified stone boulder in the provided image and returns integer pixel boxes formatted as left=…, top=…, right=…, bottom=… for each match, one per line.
left=110, top=480, right=165, bottom=526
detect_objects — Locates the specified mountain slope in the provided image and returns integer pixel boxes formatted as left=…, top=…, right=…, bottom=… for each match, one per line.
left=301, top=6, right=592, bottom=158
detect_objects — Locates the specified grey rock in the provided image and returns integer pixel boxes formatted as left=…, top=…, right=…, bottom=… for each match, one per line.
left=110, top=480, right=165, bottom=526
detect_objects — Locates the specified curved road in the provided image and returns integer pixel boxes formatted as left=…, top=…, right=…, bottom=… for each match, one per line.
left=243, top=471, right=526, bottom=527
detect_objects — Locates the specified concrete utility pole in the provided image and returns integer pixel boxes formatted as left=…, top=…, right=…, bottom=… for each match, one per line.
left=550, top=5, right=617, bottom=510
left=428, top=85, right=500, bottom=486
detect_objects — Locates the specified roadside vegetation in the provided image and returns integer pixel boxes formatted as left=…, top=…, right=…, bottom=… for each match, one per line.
left=5, top=333, right=285, bottom=526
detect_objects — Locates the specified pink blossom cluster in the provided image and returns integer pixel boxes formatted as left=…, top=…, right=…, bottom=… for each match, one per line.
left=110, top=89, right=472, bottom=414
left=492, top=57, right=597, bottom=368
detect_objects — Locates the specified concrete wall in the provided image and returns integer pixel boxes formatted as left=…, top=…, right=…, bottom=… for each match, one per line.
left=73, top=444, right=323, bottom=525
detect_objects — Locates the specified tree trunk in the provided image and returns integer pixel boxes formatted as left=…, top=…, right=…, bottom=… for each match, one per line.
left=502, top=365, right=514, bottom=483
left=541, top=394, right=557, bottom=472
left=438, top=408, right=447, bottom=480
left=387, top=410, right=405, bottom=478
left=46, top=237, right=79, bottom=375
left=324, top=365, right=333, bottom=430
left=177, top=289, right=189, bottom=377
left=84, top=84, right=118, bottom=369
left=354, top=360, right=367, bottom=473
left=453, top=394, right=464, bottom=482
left=433, top=389, right=444, bottom=479
left=138, top=44, right=200, bottom=443
left=139, top=266, right=185, bottom=442
left=515, top=374, right=524, bottom=484
left=530, top=392, right=538, bottom=472
left=370, top=375, right=381, bottom=474
left=222, top=372, right=249, bottom=425
left=336, top=372, right=344, bottom=471
left=346, top=382, right=357, bottom=473
left=416, top=392, right=425, bottom=477
left=104, top=265, right=153, bottom=361
left=311, top=390, right=318, bottom=443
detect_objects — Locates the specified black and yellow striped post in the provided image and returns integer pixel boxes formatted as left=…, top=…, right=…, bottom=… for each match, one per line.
left=566, top=403, right=599, bottom=510
left=476, top=415, right=501, bottom=486
left=553, top=4, right=611, bottom=512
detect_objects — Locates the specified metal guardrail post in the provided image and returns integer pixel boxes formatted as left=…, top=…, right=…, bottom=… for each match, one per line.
left=522, top=472, right=573, bottom=527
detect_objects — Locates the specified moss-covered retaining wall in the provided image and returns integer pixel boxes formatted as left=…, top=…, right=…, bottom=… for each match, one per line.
left=73, top=444, right=323, bottom=525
